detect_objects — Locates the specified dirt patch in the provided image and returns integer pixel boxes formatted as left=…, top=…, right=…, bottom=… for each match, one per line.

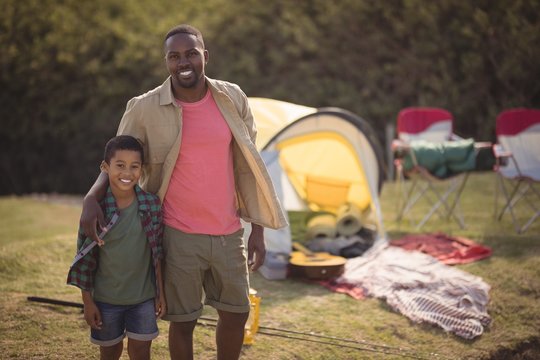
left=486, top=337, right=540, bottom=360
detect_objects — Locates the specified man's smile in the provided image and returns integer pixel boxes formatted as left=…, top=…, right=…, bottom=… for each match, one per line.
left=178, top=70, right=194, bottom=77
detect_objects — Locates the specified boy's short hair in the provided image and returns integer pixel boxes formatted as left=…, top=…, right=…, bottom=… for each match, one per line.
left=104, top=135, right=144, bottom=164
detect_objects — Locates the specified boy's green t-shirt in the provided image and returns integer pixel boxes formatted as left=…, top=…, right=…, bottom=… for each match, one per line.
left=93, top=199, right=155, bottom=305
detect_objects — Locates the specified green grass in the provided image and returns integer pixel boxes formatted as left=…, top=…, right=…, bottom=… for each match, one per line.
left=0, top=173, right=539, bottom=359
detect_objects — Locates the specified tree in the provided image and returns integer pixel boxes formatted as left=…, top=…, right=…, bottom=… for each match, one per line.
left=1, top=0, right=538, bottom=194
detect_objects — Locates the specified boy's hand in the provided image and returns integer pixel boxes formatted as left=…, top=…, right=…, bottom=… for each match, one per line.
left=83, top=300, right=102, bottom=330
left=155, top=296, right=167, bottom=319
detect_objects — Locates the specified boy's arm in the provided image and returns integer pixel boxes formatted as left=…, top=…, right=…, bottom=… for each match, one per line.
left=80, top=172, right=109, bottom=243
left=81, top=290, right=102, bottom=330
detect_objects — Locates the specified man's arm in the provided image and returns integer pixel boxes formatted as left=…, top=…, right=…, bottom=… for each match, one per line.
left=154, top=260, right=166, bottom=318
left=247, top=223, right=266, bottom=272
left=80, top=171, right=109, bottom=244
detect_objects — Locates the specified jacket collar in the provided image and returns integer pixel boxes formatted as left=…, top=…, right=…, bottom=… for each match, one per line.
left=159, top=76, right=223, bottom=106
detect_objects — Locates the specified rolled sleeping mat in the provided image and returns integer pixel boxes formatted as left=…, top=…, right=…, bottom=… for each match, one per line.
left=336, top=203, right=364, bottom=236
left=305, top=214, right=337, bottom=240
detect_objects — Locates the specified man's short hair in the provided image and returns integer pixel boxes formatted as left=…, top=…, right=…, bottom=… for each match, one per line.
left=103, top=135, right=144, bottom=164
left=164, top=24, right=205, bottom=49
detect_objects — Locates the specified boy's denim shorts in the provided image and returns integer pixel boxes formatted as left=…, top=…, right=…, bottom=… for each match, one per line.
left=162, top=226, right=250, bottom=322
left=90, top=298, right=158, bottom=347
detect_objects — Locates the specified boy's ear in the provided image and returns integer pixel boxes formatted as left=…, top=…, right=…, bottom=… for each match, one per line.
left=100, top=160, right=109, bottom=173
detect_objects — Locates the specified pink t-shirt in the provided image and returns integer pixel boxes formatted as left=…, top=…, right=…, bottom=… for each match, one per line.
left=162, top=90, right=241, bottom=235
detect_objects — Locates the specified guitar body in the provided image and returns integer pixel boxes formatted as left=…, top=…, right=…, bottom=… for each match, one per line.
left=289, top=243, right=346, bottom=280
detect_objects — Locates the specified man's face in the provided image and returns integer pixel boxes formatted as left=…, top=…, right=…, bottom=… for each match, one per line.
left=164, top=33, right=208, bottom=90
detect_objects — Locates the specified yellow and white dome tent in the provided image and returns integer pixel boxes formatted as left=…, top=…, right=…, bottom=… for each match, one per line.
left=245, top=98, right=387, bottom=256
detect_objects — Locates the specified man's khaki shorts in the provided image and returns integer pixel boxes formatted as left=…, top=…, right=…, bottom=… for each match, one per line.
left=161, top=226, right=250, bottom=322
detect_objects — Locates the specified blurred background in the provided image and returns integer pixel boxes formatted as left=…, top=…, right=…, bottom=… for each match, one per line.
left=1, top=0, right=539, bottom=195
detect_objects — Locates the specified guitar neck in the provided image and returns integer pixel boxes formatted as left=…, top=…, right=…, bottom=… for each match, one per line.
left=292, top=242, right=314, bottom=256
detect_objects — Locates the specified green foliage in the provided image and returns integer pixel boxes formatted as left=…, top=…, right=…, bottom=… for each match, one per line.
left=1, top=0, right=539, bottom=194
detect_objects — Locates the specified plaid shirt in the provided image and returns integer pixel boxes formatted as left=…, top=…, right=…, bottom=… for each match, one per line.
left=67, top=185, right=163, bottom=292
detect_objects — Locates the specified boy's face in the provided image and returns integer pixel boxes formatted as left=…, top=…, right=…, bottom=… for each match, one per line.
left=102, top=150, right=142, bottom=194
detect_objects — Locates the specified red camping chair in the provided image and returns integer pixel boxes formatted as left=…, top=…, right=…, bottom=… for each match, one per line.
left=494, top=109, right=540, bottom=233
left=394, top=107, right=470, bottom=229
left=397, top=107, right=454, bottom=143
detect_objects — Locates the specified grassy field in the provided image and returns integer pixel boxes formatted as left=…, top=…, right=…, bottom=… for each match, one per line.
left=0, top=172, right=539, bottom=359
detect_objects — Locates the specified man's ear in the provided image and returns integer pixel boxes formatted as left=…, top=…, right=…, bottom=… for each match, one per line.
left=100, top=160, right=109, bottom=173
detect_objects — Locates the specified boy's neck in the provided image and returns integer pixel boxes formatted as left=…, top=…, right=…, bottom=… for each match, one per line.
left=111, top=187, right=137, bottom=210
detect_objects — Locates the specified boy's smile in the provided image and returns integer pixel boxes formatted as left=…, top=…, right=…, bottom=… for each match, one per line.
left=102, top=149, right=142, bottom=197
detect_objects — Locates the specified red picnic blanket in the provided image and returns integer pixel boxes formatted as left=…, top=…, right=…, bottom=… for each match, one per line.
left=389, top=232, right=492, bottom=265
left=320, top=233, right=492, bottom=299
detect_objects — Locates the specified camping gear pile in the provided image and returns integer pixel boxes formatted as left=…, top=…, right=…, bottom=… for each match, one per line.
left=246, top=98, right=386, bottom=259
left=244, top=98, right=387, bottom=279
left=303, top=204, right=377, bottom=259
left=245, top=98, right=493, bottom=339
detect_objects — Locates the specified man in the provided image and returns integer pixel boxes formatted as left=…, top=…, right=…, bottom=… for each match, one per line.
left=80, top=24, right=287, bottom=360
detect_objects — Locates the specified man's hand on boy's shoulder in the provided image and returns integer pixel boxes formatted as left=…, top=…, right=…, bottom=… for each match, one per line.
left=81, top=195, right=106, bottom=245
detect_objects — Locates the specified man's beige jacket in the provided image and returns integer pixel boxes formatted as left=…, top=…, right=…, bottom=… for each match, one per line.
left=117, top=77, right=288, bottom=230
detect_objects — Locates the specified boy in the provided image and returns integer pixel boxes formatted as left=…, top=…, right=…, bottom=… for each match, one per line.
left=67, top=135, right=166, bottom=360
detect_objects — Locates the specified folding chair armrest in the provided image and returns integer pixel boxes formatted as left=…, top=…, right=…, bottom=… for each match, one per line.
left=493, top=143, right=513, bottom=168
left=392, top=139, right=410, bottom=159
left=474, top=141, right=492, bottom=150
left=492, top=144, right=511, bottom=158
left=449, top=133, right=464, bottom=141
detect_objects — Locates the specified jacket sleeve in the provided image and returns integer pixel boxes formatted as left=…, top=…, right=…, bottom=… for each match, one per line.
left=237, top=87, right=257, bottom=144
left=154, top=206, right=164, bottom=261
left=149, top=194, right=164, bottom=261
left=117, top=98, right=148, bottom=156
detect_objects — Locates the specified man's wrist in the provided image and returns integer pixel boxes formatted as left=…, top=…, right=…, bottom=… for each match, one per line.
left=250, top=223, right=264, bottom=236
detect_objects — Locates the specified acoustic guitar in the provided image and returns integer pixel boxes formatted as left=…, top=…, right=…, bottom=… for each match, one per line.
left=289, top=242, right=346, bottom=280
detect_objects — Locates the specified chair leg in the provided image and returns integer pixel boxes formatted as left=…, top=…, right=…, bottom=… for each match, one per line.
left=446, top=173, right=469, bottom=221
left=420, top=183, right=450, bottom=220
left=518, top=183, right=540, bottom=233
left=494, top=173, right=501, bottom=219
left=397, top=170, right=470, bottom=229
left=395, top=167, right=407, bottom=221
left=416, top=183, right=449, bottom=228
left=497, top=178, right=522, bottom=233
left=496, top=178, right=540, bottom=233
left=415, top=176, right=466, bottom=229
left=397, top=177, right=425, bottom=221
left=520, top=212, right=540, bottom=233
